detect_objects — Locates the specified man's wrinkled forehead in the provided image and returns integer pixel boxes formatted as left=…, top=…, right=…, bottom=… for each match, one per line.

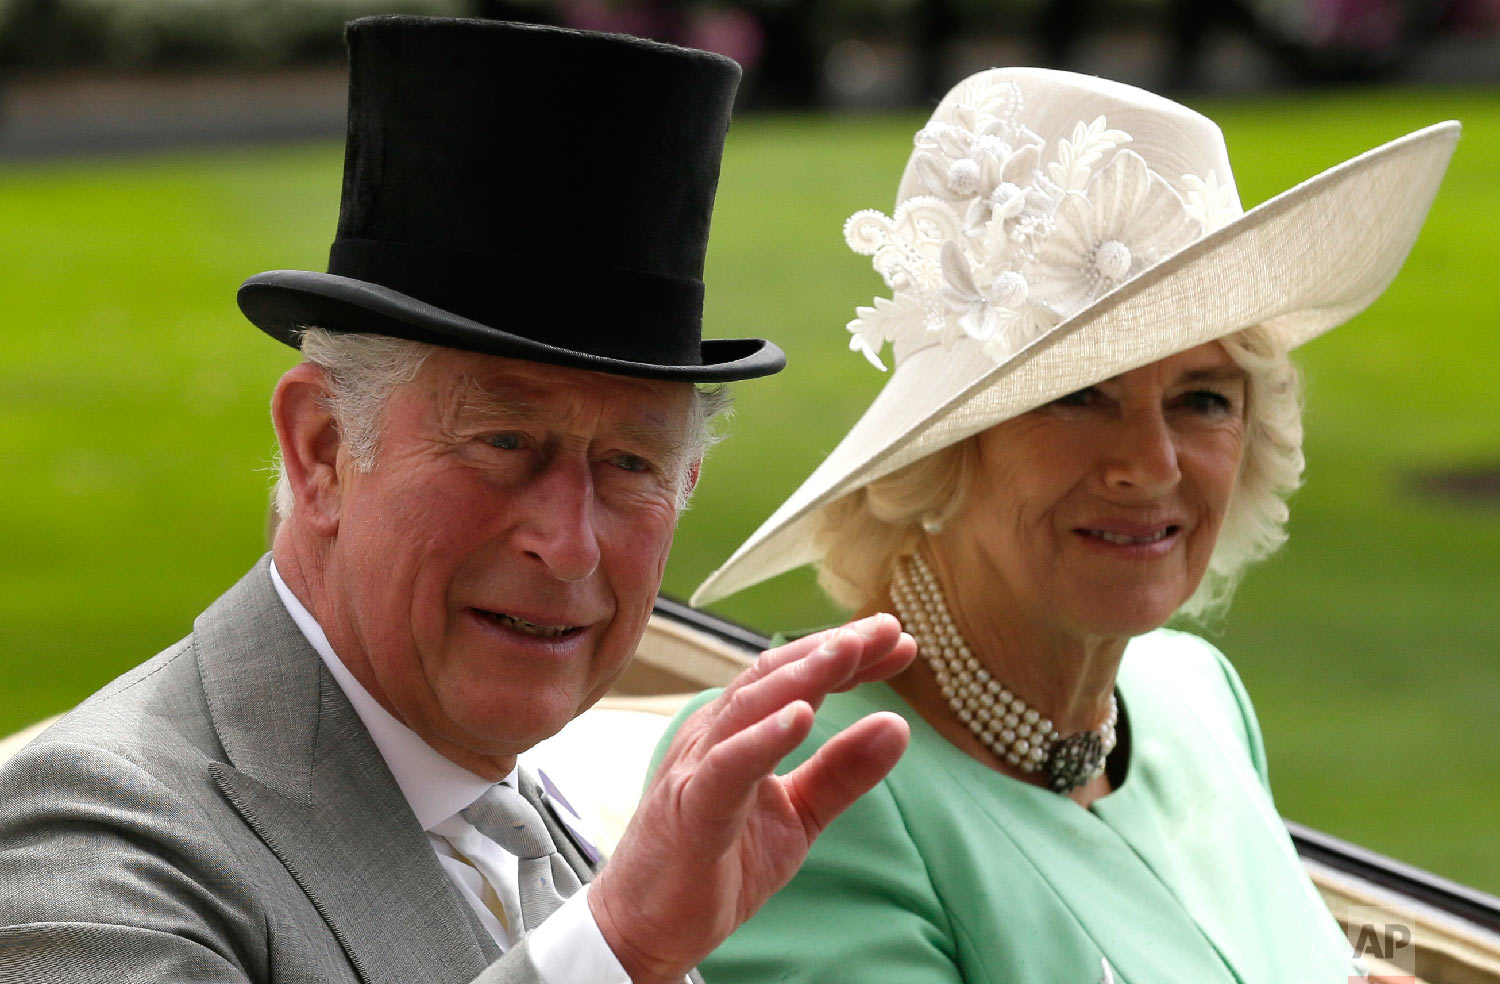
left=435, top=353, right=695, bottom=449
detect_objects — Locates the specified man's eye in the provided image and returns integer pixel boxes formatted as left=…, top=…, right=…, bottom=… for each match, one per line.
left=613, top=454, right=649, bottom=473
left=483, top=433, right=523, bottom=450
left=610, top=454, right=651, bottom=473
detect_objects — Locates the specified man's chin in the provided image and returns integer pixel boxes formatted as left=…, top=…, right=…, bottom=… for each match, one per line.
left=436, top=692, right=587, bottom=760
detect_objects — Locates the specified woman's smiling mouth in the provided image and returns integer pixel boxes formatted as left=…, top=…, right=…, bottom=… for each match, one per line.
left=1077, top=525, right=1181, bottom=546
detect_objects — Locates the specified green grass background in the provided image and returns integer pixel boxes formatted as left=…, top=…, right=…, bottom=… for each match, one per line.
left=3, top=88, right=1497, bottom=891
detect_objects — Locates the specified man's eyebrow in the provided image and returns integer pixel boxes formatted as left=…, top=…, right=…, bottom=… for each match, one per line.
left=616, top=420, right=690, bottom=461
left=451, top=382, right=690, bottom=459
left=454, top=389, right=539, bottom=421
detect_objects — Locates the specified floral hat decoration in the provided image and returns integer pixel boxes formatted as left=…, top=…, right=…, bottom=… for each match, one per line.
left=693, top=67, right=1458, bottom=605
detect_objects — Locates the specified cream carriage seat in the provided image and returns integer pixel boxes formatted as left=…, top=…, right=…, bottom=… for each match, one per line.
left=0, top=717, right=55, bottom=766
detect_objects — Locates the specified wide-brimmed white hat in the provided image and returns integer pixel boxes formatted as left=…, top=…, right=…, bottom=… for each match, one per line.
left=693, top=67, right=1458, bottom=606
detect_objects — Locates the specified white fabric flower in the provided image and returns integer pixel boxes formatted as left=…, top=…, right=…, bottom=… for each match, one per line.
left=844, top=197, right=962, bottom=293
left=1027, top=150, right=1197, bottom=316
left=939, top=241, right=1059, bottom=360
left=910, top=122, right=1046, bottom=237
left=1046, top=116, right=1131, bottom=193
left=944, top=76, right=1024, bottom=138
left=847, top=293, right=938, bottom=372
left=841, top=94, right=1225, bottom=374
left=1182, top=171, right=1241, bottom=233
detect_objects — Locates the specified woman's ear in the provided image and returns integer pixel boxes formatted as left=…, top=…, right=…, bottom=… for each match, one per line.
left=272, top=363, right=344, bottom=538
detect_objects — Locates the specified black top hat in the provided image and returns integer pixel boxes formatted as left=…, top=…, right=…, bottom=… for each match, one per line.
left=238, top=16, right=784, bottom=382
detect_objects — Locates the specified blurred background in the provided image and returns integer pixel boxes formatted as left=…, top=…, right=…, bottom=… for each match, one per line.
left=3, top=0, right=1498, bottom=894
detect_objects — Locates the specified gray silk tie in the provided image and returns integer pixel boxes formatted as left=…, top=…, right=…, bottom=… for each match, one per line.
left=461, top=781, right=583, bottom=934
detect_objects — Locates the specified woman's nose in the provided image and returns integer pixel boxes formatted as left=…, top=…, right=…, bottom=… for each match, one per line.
left=1101, top=409, right=1181, bottom=497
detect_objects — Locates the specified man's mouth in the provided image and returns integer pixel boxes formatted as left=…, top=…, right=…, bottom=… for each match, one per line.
left=477, top=610, right=580, bottom=638
left=1079, top=525, right=1179, bottom=546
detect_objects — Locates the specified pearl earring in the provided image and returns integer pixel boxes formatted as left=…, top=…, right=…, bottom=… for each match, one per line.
left=920, top=514, right=944, bottom=534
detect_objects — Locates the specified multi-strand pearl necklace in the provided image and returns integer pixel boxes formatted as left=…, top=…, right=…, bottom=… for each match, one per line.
left=889, top=552, right=1118, bottom=794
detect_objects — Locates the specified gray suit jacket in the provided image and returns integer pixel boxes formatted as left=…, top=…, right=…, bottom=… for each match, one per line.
left=0, top=558, right=598, bottom=984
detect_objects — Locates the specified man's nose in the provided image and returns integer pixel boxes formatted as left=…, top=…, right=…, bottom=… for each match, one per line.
left=1101, top=408, right=1181, bottom=497
left=513, top=456, right=601, bottom=582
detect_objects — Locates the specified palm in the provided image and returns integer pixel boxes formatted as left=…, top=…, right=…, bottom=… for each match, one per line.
left=590, top=617, right=914, bottom=984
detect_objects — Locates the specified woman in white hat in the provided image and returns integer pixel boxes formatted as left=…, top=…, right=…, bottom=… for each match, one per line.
left=671, top=70, right=1458, bottom=981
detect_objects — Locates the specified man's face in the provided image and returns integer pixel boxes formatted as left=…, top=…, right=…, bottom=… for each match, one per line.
left=319, top=348, right=696, bottom=775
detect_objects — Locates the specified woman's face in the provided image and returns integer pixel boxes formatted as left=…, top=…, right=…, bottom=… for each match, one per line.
left=938, top=342, right=1247, bottom=645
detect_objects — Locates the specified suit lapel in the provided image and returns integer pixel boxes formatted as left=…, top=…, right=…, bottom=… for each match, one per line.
left=197, top=559, right=497, bottom=984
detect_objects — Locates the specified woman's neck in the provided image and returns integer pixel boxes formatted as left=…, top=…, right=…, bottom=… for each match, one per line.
left=956, top=617, right=1125, bottom=738
left=866, top=553, right=1129, bottom=805
left=875, top=567, right=1126, bottom=737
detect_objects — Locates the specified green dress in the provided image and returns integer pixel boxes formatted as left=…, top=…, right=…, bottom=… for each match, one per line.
left=661, top=629, right=1358, bottom=983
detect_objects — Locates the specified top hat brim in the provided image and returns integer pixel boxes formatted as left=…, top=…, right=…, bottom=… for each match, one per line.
left=239, top=270, right=786, bottom=383
left=691, top=121, right=1460, bottom=605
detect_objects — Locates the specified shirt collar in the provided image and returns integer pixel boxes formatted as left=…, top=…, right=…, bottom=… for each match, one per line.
left=269, top=560, right=500, bottom=829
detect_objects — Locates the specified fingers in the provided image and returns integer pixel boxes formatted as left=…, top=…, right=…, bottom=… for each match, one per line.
left=707, top=625, right=851, bottom=702
left=642, top=613, right=914, bottom=855
left=650, top=627, right=852, bottom=775
left=595, top=629, right=914, bottom=983
left=703, top=615, right=914, bottom=746
left=677, top=700, right=816, bottom=829
left=842, top=626, right=919, bottom=688
left=722, top=613, right=906, bottom=696
left=780, top=711, right=910, bottom=838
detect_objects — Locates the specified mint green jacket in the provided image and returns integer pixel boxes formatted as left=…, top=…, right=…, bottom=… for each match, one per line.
left=663, top=629, right=1357, bottom=983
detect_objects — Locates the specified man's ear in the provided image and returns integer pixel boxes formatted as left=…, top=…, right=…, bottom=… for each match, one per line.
left=272, top=363, right=344, bottom=538
left=685, top=459, right=701, bottom=497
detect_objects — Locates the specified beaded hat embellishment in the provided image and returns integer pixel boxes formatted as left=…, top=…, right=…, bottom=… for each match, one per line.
left=843, top=77, right=1242, bottom=373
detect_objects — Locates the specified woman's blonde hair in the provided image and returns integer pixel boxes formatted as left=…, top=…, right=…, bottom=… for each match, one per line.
left=811, top=326, right=1304, bottom=622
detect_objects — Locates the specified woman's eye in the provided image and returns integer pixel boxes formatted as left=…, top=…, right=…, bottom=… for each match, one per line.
left=1053, top=387, right=1097, bottom=407
left=1181, top=390, right=1233, bottom=415
left=483, top=433, right=523, bottom=450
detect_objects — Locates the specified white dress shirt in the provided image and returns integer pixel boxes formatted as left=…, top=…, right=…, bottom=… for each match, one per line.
left=269, top=563, right=629, bottom=984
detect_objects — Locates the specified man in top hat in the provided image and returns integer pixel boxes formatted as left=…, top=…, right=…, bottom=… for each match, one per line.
left=0, top=17, right=914, bottom=984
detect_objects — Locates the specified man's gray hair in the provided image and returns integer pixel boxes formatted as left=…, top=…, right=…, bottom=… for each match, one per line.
left=272, top=327, right=732, bottom=520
